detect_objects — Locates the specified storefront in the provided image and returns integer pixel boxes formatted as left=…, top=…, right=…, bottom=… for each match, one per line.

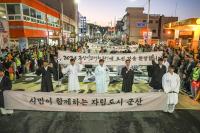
left=165, top=18, right=200, bottom=55
left=0, top=0, right=61, bottom=50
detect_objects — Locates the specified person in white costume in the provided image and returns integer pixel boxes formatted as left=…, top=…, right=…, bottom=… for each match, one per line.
left=163, top=56, right=170, bottom=72
left=62, top=59, right=83, bottom=92
left=95, top=59, right=110, bottom=93
left=162, top=65, right=180, bottom=113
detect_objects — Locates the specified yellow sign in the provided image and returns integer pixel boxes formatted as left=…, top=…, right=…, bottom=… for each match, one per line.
left=179, top=31, right=193, bottom=36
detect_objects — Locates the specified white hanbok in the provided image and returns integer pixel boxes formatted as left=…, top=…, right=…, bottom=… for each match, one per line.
left=163, top=61, right=170, bottom=72
left=162, top=72, right=180, bottom=113
left=95, top=65, right=110, bottom=93
left=62, top=64, right=83, bottom=92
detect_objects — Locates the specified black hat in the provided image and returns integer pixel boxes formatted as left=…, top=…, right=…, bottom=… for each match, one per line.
left=70, top=58, right=75, bottom=62
left=99, top=59, right=105, bottom=62
left=158, top=58, right=163, bottom=61
left=0, top=68, right=5, bottom=72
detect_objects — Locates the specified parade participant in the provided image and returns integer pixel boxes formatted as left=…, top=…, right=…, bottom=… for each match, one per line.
left=37, top=49, right=43, bottom=68
left=162, top=65, right=180, bottom=113
left=0, top=69, right=13, bottom=115
left=190, top=62, right=200, bottom=99
left=150, top=58, right=166, bottom=91
left=84, top=46, right=92, bottom=76
left=62, top=59, right=83, bottom=93
left=8, top=63, right=14, bottom=81
left=15, top=54, right=22, bottom=79
left=99, top=47, right=106, bottom=53
left=121, top=60, right=134, bottom=93
left=163, top=56, right=170, bottom=72
left=183, top=55, right=195, bottom=93
left=36, top=60, right=54, bottom=92
left=172, top=51, right=181, bottom=73
left=95, top=59, right=110, bottom=93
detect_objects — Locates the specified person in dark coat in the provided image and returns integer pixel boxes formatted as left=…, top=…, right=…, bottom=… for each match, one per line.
left=121, top=60, right=134, bottom=92
left=36, top=60, right=54, bottom=92
left=0, top=69, right=13, bottom=115
left=183, top=55, right=195, bottom=93
left=150, top=58, right=166, bottom=91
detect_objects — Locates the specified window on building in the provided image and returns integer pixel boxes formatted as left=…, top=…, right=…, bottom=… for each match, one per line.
left=156, top=20, right=159, bottom=23
left=36, top=11, right=42, bottom=19
left=30, top=8, right=36, bottom=18
left=149, top=20, right=153, bottom=23
left=163, top=30, right=165, bottom=33
left=152, top=29, right=157, bottom=33
left=41, top=13, right=45, bottom=20
left=0, top=4, right=7, bottom=19
left=143, top=20, right=147, bottom=23
left=47, top=15, right=59, bottom=27
left=7, top=4, right=21, bottom=14
left=22, top=5, right=29, bottom=16
left=8, top=16, right=14, bottom=20
left=67, top=24, right=70, bottom=31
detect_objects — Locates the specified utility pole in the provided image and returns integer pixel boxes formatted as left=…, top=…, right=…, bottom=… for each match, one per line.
left=60, top=0, right=64, bottom=45
left=147, top=0, right=150, bottom=44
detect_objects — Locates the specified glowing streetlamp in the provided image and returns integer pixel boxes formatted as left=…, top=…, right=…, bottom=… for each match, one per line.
left=74, top=0, right=80, bottom=4
left=167, top=31, right=171, bottom=35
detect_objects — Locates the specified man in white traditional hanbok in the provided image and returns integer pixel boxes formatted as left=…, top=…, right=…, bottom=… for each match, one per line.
left=62, top=59, right=83, bottom=93
left=162, top=65, right=180, bottom=113
left=95, top=59, right=110, bottom=93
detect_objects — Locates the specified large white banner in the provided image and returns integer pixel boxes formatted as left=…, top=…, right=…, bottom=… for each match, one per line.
left=88, top=43, right=139, bottom=52
left=58, top=51, right=163, bottom=65
left=4, top=91, right=167, bottom=112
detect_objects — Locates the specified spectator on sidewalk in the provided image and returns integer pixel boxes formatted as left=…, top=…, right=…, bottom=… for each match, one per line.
left=0, top=69, right=13, bottom=115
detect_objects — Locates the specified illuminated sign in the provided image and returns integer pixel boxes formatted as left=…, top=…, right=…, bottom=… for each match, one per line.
left=179, top=31, right=193, bottom=36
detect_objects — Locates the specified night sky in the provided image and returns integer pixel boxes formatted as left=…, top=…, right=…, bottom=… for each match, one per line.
left=79, top=0, right=200, bottom=26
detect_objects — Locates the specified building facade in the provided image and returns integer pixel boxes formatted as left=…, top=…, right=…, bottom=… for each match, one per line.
left=0, top=0, right=77, bottom=49
left=39, top=0, right=77, bottom=44
left=165, top=18, right=200, bottom=56
left=122, top=7, right=178, bottom=44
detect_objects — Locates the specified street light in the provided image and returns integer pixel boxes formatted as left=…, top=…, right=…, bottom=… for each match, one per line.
left=74, top=0, right=80, bottom=4
left=59, top=0, right=64, bottom=45
left=167, top=31, right=171, bottom=35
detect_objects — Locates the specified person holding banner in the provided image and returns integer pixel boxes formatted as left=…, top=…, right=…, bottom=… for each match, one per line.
left=121, top=60, right=134, bottom=92
left=62, top=59, right=83, bottom=93
left=150, top=58, right=166, bottom=91
left=36, top=60, right=54, bottom=92
left=95, top=59, right=110, bottom=93
left=162, top=65, right=180, bottom=113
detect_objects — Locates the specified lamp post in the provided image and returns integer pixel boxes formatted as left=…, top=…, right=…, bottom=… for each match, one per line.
left=147, top=0, right=150, bottom=44
left=60, top=0, right=64, bottom=45
left=74, top=0, right=80, bottom=43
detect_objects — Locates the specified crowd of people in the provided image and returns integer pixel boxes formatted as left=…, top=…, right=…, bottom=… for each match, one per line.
left=0, top=42, right=200, bottom=114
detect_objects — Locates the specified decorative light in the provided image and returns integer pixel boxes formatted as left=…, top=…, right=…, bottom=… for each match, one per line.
left=196, top=18, right=200, bottom=25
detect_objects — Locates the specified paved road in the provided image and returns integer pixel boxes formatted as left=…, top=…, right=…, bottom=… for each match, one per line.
left=1, top=72, right=199, bottom=133
left=0, top=110, right=200, bottom=133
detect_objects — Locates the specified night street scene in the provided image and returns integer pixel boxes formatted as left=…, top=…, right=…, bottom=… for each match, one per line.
left=0, top=0, right=200, bottom=133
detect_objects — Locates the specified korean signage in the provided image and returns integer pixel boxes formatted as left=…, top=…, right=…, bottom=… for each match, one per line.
left=58, top=51, right=163, bottom=65
left=79, top=16, right=87, bottom=33
left=143, top=32, right=152, bottom=40
left=87, top=43, right=139, bottom=52
left=179, top=31, right=193, bottom=36
left=136, top=22, right=146, bottom=28
left=4, top=91, right=167, bottom=112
